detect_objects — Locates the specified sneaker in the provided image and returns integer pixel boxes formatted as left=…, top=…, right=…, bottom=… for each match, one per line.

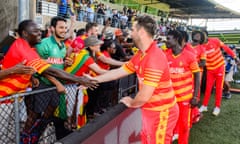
left=199, top=105, right=208, bottom=112
left=222, top=93, right=227, bottom=98
left=172, top=134, right=179, bottom=141
left=225, top=93, right=232, bottom=99
left=212, top=107, right=220, bottom=116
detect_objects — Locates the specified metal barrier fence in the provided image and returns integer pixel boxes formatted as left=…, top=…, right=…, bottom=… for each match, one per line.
left=36, top=0, right=133, bottom=29
left=0, top=74, right=137, bottom=144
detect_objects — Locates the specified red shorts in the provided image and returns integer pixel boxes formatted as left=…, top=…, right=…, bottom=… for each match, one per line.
left=141, top=104, right=179, bottom=144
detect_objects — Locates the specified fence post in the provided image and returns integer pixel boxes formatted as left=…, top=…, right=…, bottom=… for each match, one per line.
left=14, top=94, right=20, bottom=144
left=18, top=0, right=29, bottom=23
left=118, top=79, right=122, bottom=100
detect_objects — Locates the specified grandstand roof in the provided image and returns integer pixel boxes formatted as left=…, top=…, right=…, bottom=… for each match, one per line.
left=158, top=0, right=240, bottom=19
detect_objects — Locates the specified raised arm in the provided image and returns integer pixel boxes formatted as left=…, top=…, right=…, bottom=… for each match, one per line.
left=94, top=67, right=129, bottom=83
left=120, top=84, right=155, bottom=108
left=43, top=67, right=97, bottom=89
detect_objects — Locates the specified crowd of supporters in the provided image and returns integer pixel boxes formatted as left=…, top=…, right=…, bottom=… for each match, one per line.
left=0, top=1, right=239, bottom=144
left=42, top=0, right=188, bottom=33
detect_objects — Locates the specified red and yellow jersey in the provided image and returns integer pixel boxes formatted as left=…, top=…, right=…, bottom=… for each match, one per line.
left=96, top=50, right=110, bottom=70
left=122, top=41, right=176, bottom=111
left=0, top=38, right=51, bottom=98
left=202, top=38, right=236, bottom=70
left=184, top=43, right=206, bottom=63
left=165, top=48, right=200, bottom=102
left=184, top=43, right=206, bottom=71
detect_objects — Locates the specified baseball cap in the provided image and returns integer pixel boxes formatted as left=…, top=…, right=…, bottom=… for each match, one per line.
left=115, top=29, right=123, bottom=36
left=84, top=36, right=103, bottom=47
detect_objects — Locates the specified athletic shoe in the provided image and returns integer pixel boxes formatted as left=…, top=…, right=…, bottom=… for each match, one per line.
left=222, top=93, right=227, bottom=98
left=172, top=134, right=179, bottom=141
left=212, top=107, right=220, bottom=116
left=225, top=93, right=232, bottom=99
left=199, top=105, right=208, bottom=112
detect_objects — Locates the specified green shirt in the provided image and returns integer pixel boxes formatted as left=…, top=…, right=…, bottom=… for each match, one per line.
left=35, top=36, right=67, bottom=84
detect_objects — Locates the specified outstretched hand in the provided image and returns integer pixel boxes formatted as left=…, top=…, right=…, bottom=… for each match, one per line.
left=190, top=97, right=198, bottom=107
left=119, top=96, right=132, bottom=107
left=78, top=74, right=98, bottom=90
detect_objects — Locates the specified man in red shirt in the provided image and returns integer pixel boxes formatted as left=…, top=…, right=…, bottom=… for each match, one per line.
left=199, top=30, right=237, bottom=116
left=165, top=30, right=200, bottom=144
left=184, top=31, right=206, bottom=125
left=0, top=20, right=97, bottom=143
left=85, top=15, right=179, bottom=144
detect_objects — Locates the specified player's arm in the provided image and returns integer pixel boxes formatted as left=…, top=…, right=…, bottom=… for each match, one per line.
left=199, top=45, right=206, bottom=67
left=198, top=59, right=206, bottom=67
left=190, top=71, right=200, bottom=107
left=189, top=57, right=201, bottom=106
left=192, top=72, right=200, bottom=99
left=93, top=67, right=129, bottom=83
left=220, top=41, right=236, bottom=59
left=120, top=84, right=155, bottom=108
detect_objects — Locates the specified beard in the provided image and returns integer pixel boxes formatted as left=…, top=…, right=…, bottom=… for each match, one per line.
left=55, top=32, right=65, bottom=40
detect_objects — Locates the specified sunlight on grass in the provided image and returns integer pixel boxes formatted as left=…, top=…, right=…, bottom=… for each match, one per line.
left=189, top=93, right=240, bottom=144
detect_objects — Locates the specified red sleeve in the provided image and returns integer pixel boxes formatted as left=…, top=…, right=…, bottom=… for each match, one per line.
left=26, top=58, right=51, bottom=74
left=219, top=40, right=236, bottom=58
left=122, top=52, right=139, bottom=74
left=199, top=45, right=206, bottom=60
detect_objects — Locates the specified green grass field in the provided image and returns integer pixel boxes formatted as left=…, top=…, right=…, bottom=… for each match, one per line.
left=173, top=69, right=240, bottom=144
left=188, top=93, right=240, bottom=144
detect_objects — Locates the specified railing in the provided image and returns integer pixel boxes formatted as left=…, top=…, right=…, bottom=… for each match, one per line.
left=0, top=74, right=138, bottom=144
left=36, top=0, right=58, bottom=16
left=36, top=0, right=133, bottom=29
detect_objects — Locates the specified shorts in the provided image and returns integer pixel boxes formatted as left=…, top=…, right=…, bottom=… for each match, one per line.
left=225, top=69, right=234, bottom=82
left=65, top=84, right=79, bottom=117
left=27, top=82, right=60, bottom=113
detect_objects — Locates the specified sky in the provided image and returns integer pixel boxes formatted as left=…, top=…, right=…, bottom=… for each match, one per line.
left=190, top=0, right=240, bottom=31
left=213, top=0, right=240, bottom=13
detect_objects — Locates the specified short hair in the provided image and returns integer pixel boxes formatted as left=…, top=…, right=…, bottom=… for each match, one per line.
left=100, top=40, right=114, bottom=51
left=18, top=19, right=34, bottom=37
left=179, top=30, right=189, bottom=43
left=50, top=16, right=66, bottom=27
left=192, top=31, right=205, bottom=44
left=85, top=22, right=98, bottom=33
left=76, top=28, right=85, bottom=36
left=202, top=29, right=208, bottom=36
left=134, top=15, right=157, bottom=37
left=167, top=30, right=183, bottom=46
